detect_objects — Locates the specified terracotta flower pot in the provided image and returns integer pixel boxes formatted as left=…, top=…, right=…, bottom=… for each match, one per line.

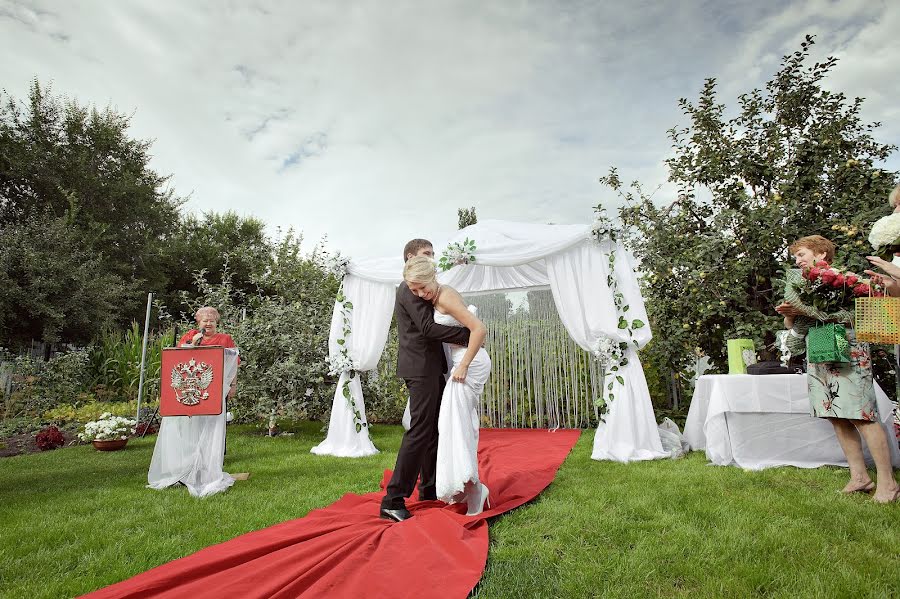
left=92, top=438, right=128, bottom=451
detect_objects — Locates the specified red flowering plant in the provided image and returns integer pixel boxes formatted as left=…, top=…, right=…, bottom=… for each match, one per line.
left=35, top=426, right=66, bottom=451
left=796, top=260, right=882, bottom=314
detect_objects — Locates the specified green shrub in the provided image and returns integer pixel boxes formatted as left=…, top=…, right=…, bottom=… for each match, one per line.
left=1, top=350, right=90, bottom=419
left=43, top=399, right=154, bottom=424
left=165, top=242, right=342, bottom=425
left=361, top=325, right=407, bottom=423
left=0, top=415, right=45, bottom=437
left=230, top=298, right=333, bottom=422
left=87, top=323, right=174, bottom=402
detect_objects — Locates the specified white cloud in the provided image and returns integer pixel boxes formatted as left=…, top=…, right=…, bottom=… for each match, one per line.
left=1, top=0, right=897, bottom=260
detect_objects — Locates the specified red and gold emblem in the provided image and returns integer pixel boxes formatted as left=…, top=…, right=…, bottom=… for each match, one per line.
left=171, top=358, right=214, bottom=406
left=160, top=347, right=225, bottom=416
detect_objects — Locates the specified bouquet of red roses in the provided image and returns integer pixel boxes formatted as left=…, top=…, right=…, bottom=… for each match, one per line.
left=797, top=260, right=882, bottom=314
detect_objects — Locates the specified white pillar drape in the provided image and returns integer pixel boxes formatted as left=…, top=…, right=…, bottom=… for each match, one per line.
left=311, top=275, right=395, bottom=457
left=546, top=239, right=668, bottom=462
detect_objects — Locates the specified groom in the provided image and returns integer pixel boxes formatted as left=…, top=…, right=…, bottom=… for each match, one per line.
left=380, top=238, right=471, bottom=522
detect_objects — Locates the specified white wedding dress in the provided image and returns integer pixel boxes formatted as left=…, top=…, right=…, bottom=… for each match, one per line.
left=434, top=307, right=492, bottom=509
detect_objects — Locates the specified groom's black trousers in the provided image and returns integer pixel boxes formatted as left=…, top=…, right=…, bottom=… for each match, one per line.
left=382, top=375, right=446, bottom=509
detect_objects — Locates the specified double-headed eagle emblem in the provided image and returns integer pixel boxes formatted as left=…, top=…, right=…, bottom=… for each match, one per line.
left=171, top=358, right=214, bottom=406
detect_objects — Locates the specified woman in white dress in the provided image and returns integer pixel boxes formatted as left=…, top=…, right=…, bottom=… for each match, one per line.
left=403, top=256, right=492, bottom=515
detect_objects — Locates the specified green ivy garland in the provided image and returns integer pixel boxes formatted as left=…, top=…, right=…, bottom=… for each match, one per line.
left=592, top=205, right=645, bottom=419
left=327, top=286, right=368, bottom=433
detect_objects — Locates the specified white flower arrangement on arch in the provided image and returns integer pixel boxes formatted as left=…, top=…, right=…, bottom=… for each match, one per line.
left=325, top=254, right=351, bottom=280
left=592, top=336, right=626, bottom=369
left=438, top=238, right=477, bottom=271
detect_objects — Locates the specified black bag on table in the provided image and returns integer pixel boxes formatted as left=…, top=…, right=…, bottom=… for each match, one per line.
left=746, top=361, right=795, bottom=375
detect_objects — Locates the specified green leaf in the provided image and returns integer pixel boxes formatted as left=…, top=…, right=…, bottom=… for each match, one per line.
left=616, top=375, right=624, bottom=385
left=355, top=423, right=362, bottom=433
left=336, top=338, right=345, bottom=345
left=607, top=382, right=614, bottom=391
left=631, top=319, right=645, bottom=329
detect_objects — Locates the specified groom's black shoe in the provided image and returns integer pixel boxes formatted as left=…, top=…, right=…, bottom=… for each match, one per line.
left=379, top=506, right=413, bottom=522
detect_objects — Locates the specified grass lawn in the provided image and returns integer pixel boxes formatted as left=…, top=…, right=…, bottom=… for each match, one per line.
left=1, top=423, right=898, bottom=598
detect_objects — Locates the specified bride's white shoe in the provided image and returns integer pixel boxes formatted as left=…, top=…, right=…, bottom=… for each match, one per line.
left=466, top=483, right=490, bottom=516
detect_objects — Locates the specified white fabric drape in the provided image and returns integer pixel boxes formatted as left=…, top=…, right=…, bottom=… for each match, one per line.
left=316, top=220, right=665, bottom=463
left=436, top=346, right=492, bottom=501
left=546, top=239, right=668, bottom=462
left=346, top=220, right=590, bottom=285
left=147, top=348, right=239, bottom=497
left=310, top=274, right=394, bottom=457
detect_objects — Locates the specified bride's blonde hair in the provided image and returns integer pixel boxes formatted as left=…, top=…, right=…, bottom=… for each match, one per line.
left=404, top=255, right=438, bottom=284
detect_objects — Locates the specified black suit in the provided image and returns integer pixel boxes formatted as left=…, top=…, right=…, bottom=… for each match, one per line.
left=382, top=283, right=470, bottom=509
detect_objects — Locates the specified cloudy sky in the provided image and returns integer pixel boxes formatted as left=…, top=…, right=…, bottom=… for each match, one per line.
left=2, top=0, right=898, bottom=258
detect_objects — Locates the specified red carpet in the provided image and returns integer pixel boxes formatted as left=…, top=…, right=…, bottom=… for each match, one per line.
left=83, top=428, right=580, bottom=599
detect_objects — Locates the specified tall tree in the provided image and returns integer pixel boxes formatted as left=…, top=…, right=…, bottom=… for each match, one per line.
left=0, top=80, right=182, bottom=338
left=156, top=211, right=273, bottom=317
left=601, top=35, right=898, bottom=379
left=0, top=211, right=132, bottom=348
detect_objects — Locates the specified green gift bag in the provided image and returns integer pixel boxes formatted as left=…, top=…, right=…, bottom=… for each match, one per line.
left=806, top=323, right=851, bottom=364
left=727, top=339, right=756, bottom=374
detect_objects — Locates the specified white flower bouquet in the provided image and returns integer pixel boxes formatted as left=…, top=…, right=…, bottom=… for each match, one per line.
left=438, top=238, right=477, bottom=271
left=591, top=205, right=621, bottom=244
left=591, top=336, right=625, bottom=369
left=868, top=213, right=900, bottom=258
left=78, top=413, right=136, bottom=442
left=325, top=352, right=358, bottom=376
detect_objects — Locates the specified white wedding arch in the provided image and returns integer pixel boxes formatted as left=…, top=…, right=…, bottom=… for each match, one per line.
left=310, top=219, right=670, bottom=462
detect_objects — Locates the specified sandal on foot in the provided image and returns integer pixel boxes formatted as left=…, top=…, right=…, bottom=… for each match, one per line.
left=872, top=487, right=900, bottom=504
left=841, top=481, right=875, bottom=494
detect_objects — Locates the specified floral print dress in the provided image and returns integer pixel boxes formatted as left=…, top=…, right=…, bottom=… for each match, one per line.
left=783, top=268, right=879, bottom=421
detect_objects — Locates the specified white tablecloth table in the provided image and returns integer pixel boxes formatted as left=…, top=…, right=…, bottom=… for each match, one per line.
left=684, top=374, right=900, bottom=470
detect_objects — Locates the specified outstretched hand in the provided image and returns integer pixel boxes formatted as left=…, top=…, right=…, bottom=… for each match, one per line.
left=866, top=255, right=900, bottom=279
left=774, top=302, right=804, bottom=317
left=865, top=256, right=900, bottom=297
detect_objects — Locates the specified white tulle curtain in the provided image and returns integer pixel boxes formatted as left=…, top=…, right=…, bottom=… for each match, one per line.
left=312, top=220, right=668, bottom=463
left=546, top=239, right=668, bottom=461
left=310, top=274, right=394, bottom=457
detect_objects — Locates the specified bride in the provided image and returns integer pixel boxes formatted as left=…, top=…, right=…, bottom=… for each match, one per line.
left=403, top=256, right=492, bottom=515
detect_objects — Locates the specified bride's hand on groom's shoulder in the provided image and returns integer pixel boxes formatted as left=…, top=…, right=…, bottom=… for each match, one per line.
left=451, top=364, right=469, bottom=383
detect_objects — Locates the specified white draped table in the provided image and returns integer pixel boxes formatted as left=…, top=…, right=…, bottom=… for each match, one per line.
left=684, top=374, right=900, bottom=470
